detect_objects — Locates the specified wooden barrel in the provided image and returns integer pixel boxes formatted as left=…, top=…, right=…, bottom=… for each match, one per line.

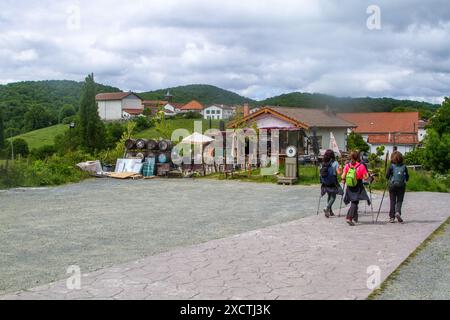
left=158, top=140, right=173, bottom=151
left=147, top=139, right=158, bottom=150
left=135, top=138, right=148, bottom=150
left=157, top=152, right=171, bottom=164
left=135, top=152, right=146, bottom=160
left=125, top=139, right=136, bottom=150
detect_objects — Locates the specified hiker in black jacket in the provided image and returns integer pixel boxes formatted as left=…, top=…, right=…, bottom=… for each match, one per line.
left=386, top=151, right=409, bottom=223
left=320, top=150, right=343, bottom=218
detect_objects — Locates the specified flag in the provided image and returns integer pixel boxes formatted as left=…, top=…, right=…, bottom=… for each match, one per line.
left=329, top=132, right=341, bottom=156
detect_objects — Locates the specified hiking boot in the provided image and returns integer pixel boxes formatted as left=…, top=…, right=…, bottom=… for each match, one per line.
left=329, top=210, right=335, bottom=217
left=389, top=218, right=396, bottom=223
left=346, top=219, right=355, bottom=226
left=396, top=214, right=404, bottom=223
left=323, top=208, right=330, bottom=218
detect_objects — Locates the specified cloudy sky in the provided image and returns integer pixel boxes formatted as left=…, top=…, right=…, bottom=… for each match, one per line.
left=0, top=0, right=449, bottom=102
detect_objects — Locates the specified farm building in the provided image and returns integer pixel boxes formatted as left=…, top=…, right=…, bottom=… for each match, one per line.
left=96, top=92, right=143, bottom=120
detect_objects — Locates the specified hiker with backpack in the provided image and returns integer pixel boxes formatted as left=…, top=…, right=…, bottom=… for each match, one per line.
left=341, top=151, right=371, bottom=226
left=386, top=151, right=409, bottom=223
left=320, top=149, right=343, bottom=218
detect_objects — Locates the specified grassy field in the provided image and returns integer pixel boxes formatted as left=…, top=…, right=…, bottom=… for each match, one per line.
left=8, top=124, right=67, bottom=150
left=135, top=118, right=222, bottom=139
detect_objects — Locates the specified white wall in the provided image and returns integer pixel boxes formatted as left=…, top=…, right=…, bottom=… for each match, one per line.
left=121, top=95, right=142, bottom=110
left=308, top=127, right=348, bottom=152
left=255, top=114, right=292, bottom=128
left=418, top=128, right=427, bottom=142
left=204, top=106, right=223, bottom=120
left=98, top=100, right=122, bottom=120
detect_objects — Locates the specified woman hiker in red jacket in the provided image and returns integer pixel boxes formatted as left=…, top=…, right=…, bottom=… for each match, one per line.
left=341, top=151, right=371, bottom=226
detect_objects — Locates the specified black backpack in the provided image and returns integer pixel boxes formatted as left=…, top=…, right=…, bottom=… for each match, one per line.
left=320, top=162, right=336, bottom=187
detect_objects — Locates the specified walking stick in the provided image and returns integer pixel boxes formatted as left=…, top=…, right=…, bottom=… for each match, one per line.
left=376, top=151, right=390, bottom=223
left=338, top=181, right=345, bottom=218
left=369, top=179, right=374, bottom=223
left=316, top=194, right=323, bottom=215
left=376, top=183, right=388, bottom=223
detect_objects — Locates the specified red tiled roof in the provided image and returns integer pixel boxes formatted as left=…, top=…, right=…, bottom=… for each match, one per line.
left=96, top=92, right=142, bottom=101
left=229, top=106, right=356, bottom=129
left=142, top=100, right=168, bottom=106
left=123, top=108, right=143, bottom=115
left=181, top=100, right=203, bottom=111
left=166, top=102, right=185, bottom=109
left=368, top=134, right=418, bottom=145
left=337, top=112, right=419, bottom=133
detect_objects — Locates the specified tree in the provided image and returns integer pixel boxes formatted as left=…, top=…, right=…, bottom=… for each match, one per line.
left=24, top=105, right=55, bottom=131
left=428, top=97, right=450, bottom=136
left=78, top=74, right=105, bottom=153
left=419, top=98, right=450, bottom=173
left=6, top=138, right=29, bottom=159
left=422, top=129, right=450, bottom=173
left=347, top=131, right=370, bottom=153
left=59, top=104, right=76, bottom=123
left=0, top=108, right=5, bottom=151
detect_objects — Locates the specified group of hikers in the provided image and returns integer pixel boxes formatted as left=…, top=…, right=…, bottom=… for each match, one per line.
left=320, top=148, right=409, bottom=226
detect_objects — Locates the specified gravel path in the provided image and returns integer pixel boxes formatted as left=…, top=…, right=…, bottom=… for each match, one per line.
left=1, top=180, right=449, bottom=300
left=0, top=178, right=318, bottom=295
left=374, top=220, right=449, bottom=300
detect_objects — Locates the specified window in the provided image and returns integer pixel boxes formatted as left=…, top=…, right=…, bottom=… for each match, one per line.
left=206, top=110, right=211, bottom=114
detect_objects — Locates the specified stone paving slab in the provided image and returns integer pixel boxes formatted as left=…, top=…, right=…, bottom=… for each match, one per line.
left=1, top=192, right=449, bottom=300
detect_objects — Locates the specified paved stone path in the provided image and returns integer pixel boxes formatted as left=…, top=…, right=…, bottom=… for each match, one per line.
left=1, top=192, right=449, bottom=300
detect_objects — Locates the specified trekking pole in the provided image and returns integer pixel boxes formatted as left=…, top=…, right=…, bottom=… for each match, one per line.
left=316, top=194, right=322, bottom=215
left=369, top=180, right=374, bottom=223
left=376, top=151, right=390, bottom=223
left=338, top=181, right=345, bottom=218
left=376, top=183, right=388, bottom=223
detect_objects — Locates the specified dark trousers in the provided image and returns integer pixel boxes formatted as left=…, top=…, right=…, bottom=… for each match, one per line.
left=326, top=193, right=337, bottom=210
left=347, top=201, right=359, bottom=221
left=389, top=185, right=406, bottom=218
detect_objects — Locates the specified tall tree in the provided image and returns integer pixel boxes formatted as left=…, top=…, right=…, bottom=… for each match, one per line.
left=78, top=74, right=105, bottom=153
left=0, top=108, right=5, bottom=151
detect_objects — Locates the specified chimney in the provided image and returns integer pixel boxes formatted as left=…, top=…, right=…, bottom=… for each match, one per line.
left=243, top=103, right=249, bottom=117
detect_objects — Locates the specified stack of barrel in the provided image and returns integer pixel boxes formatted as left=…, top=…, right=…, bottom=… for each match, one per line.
left=124, top=138, right=174, bottom=176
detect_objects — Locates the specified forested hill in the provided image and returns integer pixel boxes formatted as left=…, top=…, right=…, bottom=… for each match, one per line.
left=260, top=92, right=440, bottom=118
left=0, top=80, right=120, bottom=135
left=139, top=84, right=256, bottom=105
left=0, top=80, right=442, bottom=137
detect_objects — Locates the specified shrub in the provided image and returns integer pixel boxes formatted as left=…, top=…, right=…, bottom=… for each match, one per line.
left=0, top=150, right=91, bottom=189
left=30, top=145, right=57, bottom=160
left=132, top=116, right=153, bottom=132
left=184, top=111, right=203, bottom=119
left=404, top=148, right=426, bottom=166
left=347, top=131, right=370, bottom=153
left=5, top=138, right=29, bottom=158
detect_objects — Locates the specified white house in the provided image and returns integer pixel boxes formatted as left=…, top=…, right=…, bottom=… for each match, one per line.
left=203, top=104, right=235, bottom=120
left=96, top=92, right=143, bottom=120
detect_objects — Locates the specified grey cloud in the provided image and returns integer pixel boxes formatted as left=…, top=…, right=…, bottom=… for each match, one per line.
left=0, top=0, right=448, bottom=103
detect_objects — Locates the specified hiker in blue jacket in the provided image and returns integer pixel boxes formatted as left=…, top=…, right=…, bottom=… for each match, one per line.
left=386, top=151, right=409, bottom=223
left=320, top=149, right=343, bottom=218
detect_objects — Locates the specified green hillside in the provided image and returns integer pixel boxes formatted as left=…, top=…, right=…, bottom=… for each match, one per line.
left=260, top=92, right=440, bottom=118
left=8, top=124, right=67, bottom=150
left=135, top=119, right=222, bottom=140
left=0, top=80, right=120, bottom=136
left=139, top=84, right=256, bottom=106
